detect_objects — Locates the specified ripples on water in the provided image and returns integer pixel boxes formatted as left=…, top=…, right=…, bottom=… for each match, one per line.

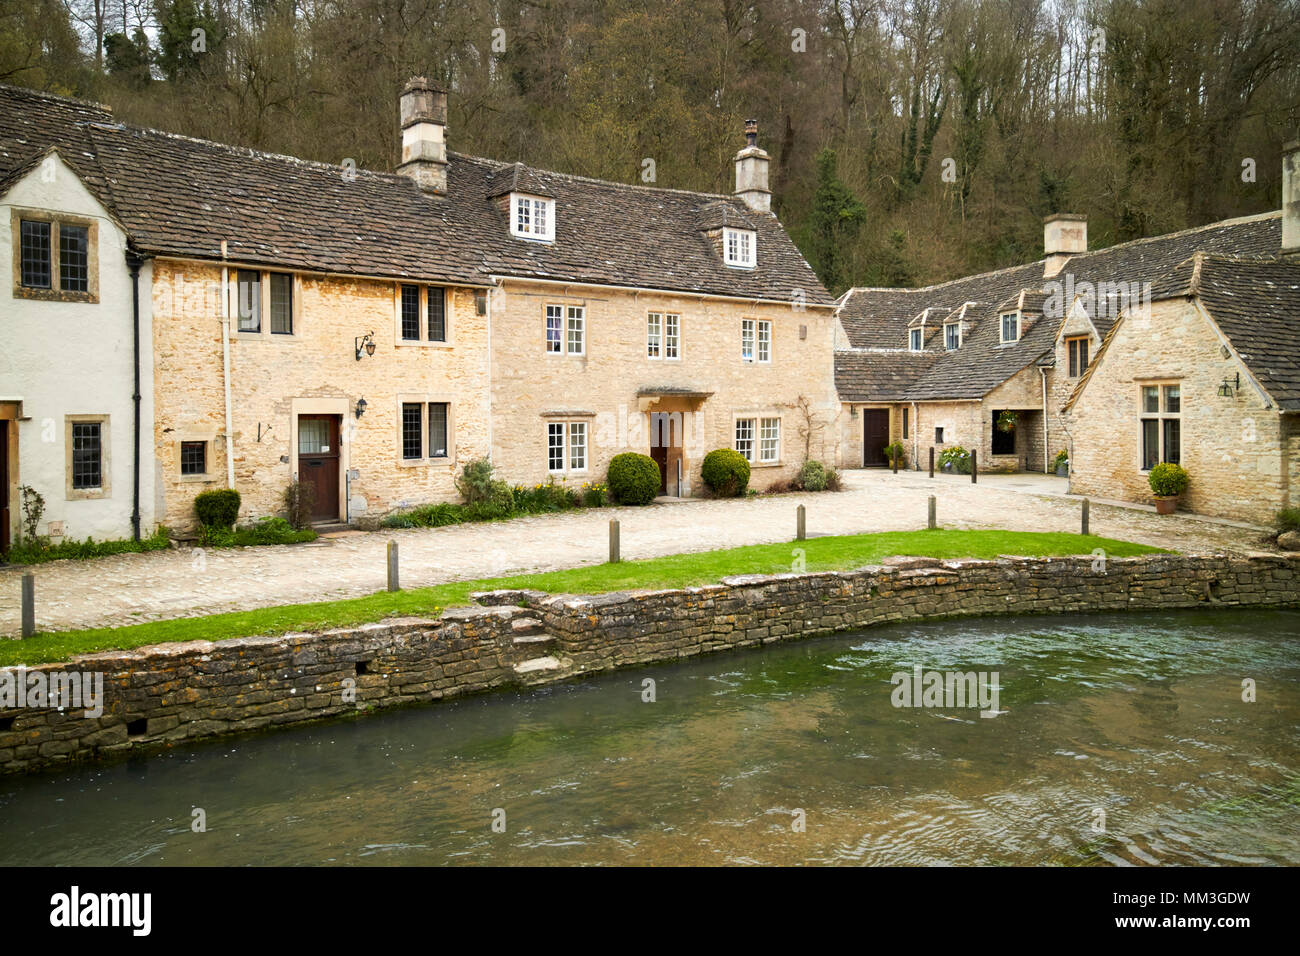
left=1, top=609, right=1297, bottom=866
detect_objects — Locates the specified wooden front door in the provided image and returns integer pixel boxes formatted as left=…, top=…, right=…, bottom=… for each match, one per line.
left=0, top=419, right=9, bottom=554
left=862, top=409, right=891, bottom=466
left=649, top=413, right=683, bottom=495
left=298, top=415, right=341, bottom=522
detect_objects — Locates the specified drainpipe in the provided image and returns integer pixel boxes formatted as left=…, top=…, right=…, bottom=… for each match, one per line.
left=911, top=401, right=919, bottom=470
left=220, top=240, right=235, bottom=487
left=1039, top=367, right=1049, bottom=473
left=126, top=248, right=146, bottom=541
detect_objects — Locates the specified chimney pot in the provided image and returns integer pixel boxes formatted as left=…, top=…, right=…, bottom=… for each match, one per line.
left=734, top=119, right=771, bottom=213
left=744, top=119, right=758, bottom=147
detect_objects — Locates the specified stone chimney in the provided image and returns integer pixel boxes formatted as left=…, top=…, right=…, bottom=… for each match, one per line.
left=1043, top=213, right=1087, bottom=278
left=1284, top=138, right=1300, bottom=257
left=734, top=119, right=771, bottom=213
left=397, top=77, right=448, bottom=195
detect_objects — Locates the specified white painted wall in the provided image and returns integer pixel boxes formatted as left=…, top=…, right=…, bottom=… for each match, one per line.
left=0, top=152, right=156, bottom=543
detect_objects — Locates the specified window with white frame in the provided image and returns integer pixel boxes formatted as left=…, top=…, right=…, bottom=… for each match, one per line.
left=647, top=312, right=662, bottom=358
left=742, top=319, right=771, bottom=363
left=566, top=306, right=585, bottom=354
left=758, top=417, right=780, bottom=463
left=647, top=312, right=681, bottom=360
left=1139, top=383, right=1181, bottom=471
left=909, top=328, right=923, bottom=351
left=1000, top=313, right=1020, bottom=343
left=664, top=312, right=680, bottom=359
left=512, top=194, right=555, bottom=242
left=546, top=421, right=587, bottom=472
left=944, top=323, right=960, bottom=350
left=724, top=227, right=756, bottom=268
left=735, top=418, right=755, bottom=461
left=545, top=304, right=563, bottom=353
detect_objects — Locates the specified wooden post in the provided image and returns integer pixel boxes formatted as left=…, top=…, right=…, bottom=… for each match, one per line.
left=609, top=519, right=621, bottom=563
left=796, top=505, right=806, bottom=541
left=891, top=446, right=898, bottom=473
left=929, top=447, right=935, bottom=478
left=1081, top=498, right=1090, bottom=536
left=386, top=540, right=400, bottom=592
left=970, top=449, right=978, bottom=483
left=928, top=495, right=937, bottom=530
left=21, top=572, right=35, bottom=638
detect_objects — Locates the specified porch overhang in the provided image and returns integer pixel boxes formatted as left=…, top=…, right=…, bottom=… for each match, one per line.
left=636, top=387, right=714, bottom=413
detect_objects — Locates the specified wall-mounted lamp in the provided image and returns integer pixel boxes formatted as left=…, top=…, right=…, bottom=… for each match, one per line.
left=355, top=331, right=376, bottom=361
left=355, top=397, right=368, bottom=419
left=475, top=291, right=488, bottom=316
left=850, top=406, right=859, bottom=420
left=1217, top=372, right=1240, bottom=397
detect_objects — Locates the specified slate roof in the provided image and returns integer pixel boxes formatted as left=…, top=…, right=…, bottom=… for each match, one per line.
left=835, top=212, right=1286, bottom=403
left=0, top=82, right=832, bottom=305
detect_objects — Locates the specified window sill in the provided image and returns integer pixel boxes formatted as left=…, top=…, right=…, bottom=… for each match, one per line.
left=13, top=286, right=98, bottom=304
left=510, top=233, right=555, bottom=244
left=398, top=457, right=453, bottom=469
left=396, top=340, right=454, bottom=349
left=66, top=488, right=108, bottom=501
left=178, top=474, right=219, bottom=483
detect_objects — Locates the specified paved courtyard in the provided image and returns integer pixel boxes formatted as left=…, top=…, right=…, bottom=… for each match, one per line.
left=0, top=469, right=1276, bottom=635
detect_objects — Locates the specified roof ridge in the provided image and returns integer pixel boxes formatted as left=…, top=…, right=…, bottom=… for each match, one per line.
left=451, top=150, right=740, bottom=203
left=0, top=81, right=113, bottom=115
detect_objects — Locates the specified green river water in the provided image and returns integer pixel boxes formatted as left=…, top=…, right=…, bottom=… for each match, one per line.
left=1, top=608, right=1297, bottom=866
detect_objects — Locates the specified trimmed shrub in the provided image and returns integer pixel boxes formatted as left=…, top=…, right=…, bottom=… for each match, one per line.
left=608, top=452, right=662, bottom=505
left=195, top=488, right=241, bottom=531
left=797, top=459, right=829, bottom=492
left=701, top=448, right=751, bottom=497
left=282, top=480, right=315, bottom=530
left=1147, top=462, right=1189, bottom=497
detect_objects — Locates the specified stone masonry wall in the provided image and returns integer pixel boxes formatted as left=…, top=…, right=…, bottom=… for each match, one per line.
left=2, top=552, right=1296, bottom=775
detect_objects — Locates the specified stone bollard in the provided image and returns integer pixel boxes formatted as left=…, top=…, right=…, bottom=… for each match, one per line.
left=1081, top=498, right=1090, bottom=536
left=971, top=449, right=978, bottom=483
left=21, top=572, right=35, bottom=638
left=929, top=447, right=935, bottom=478
left=387, top=540, right=400, bottom=592
left=796, top=504, right=806, bottom=541
left=928, top=495, right=937, bottom=530
left=609, top=518, right=621, bottom=563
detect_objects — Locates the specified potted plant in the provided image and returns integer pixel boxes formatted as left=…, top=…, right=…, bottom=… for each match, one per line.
left=996, top=410, right=1018, bottom=433
left=1052, top=449, right=1069, bottom=477
left=1147, top=462, right=1188, bottom=514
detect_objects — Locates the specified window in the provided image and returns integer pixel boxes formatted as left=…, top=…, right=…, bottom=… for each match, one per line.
left=569, top=422, right=587, bottom=471
left=14, top=213, right=98, bottom=301
left=427, top=287, right=446, bottom=342
left=759, top=417, right=780, bottom=463
left=401, top=403, right=423, bottom=460
left=512, top=194, right=555, bottom=241
left=19, top=220, right=51, bottom=288
left=180, top=441, right=206, bottom=476
left=742, top=319, right=771, bottom=363
left=546, top=304, right=563, bottom=353
left=902, top=407, right=909, bottom=440
left=664, top=313, right=680, bottom=359
left=566, top=306, right=585, bottom=354
left=236, top=270, right=261, bottom=332
left=944, top=324, right=960, bottom=350
left=735, top=418, right=755, bottom=461
left=724, top=227, right=756, bottom=268
left=647, top=312, right=662, bottom=358
left=1066, top=336, right=1090, bottom=377
left=59, top=225, right=89, bottom=293
left=646, top=312, right=680, bottom=360
left=72, top=422, right=102, bottom=489
left=427, top=402, right=448, bottom=458
left=400, top=285, right=421, bottom=340
left=935, top=427, right=944, bottom=444
left=910, top=328, right=923, bottom=352
left=548, top=422, right=565, bottom=471
left=1139, top=384, right=1181, bottom=470
left=1000, top=313, right=1019, bottom=343
left=269, top=272, right=293, bottom=334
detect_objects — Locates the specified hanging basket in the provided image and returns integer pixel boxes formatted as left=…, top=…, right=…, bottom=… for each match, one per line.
left=996, top=411, right=1018, bottom=433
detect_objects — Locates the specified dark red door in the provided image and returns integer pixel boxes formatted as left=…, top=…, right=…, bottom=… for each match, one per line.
left=298, top=415, right=340, bottom=522
left=863, top=409, right=890, bottom=466
left=1, top=420, right=9, bottom=554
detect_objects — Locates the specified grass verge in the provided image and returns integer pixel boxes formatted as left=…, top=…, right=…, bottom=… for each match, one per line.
left=1, top=528, right=1164, bottom=666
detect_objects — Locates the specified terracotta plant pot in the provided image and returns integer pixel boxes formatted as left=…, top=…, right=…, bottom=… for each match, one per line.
left=1153, top=495, right=1178, bottom=515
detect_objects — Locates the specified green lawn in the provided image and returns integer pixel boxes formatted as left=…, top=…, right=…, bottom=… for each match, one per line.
left=1, top=529, right=1164, bottom=666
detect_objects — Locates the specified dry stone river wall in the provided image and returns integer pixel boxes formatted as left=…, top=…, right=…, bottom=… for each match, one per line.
left=2, top=553, right=1298, bottom=774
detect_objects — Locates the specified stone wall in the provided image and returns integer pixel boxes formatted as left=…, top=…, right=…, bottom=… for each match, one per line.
left=2, top=552, right=1296, bottom=775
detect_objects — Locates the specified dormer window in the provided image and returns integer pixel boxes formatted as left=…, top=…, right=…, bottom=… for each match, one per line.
left=1000, top=313, right=1020, bottom=343
left=511, top=194, right=555, bottom=242
left=724, top=227, right=755, bottom=268
left=944, top=323, right=961, bottom=350
left=909, top=328, right=922, bottom=352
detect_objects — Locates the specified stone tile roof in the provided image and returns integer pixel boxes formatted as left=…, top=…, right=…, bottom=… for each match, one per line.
left=834, top=349, right=941, bottom=402
left=835, top=213, right=1285, bottom=402
left=0, top=82, right=831, bottom=305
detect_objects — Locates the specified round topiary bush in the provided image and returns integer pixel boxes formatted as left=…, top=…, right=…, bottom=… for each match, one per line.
left=798, top=459, right=828, bottom=492
left=194, top=488, right=241, bottom=530
left=1147, top=462, right=1189, bottom=497
left=607, top=453, right=661, bottom=505
left=701, top=448, right=751, bottom=497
